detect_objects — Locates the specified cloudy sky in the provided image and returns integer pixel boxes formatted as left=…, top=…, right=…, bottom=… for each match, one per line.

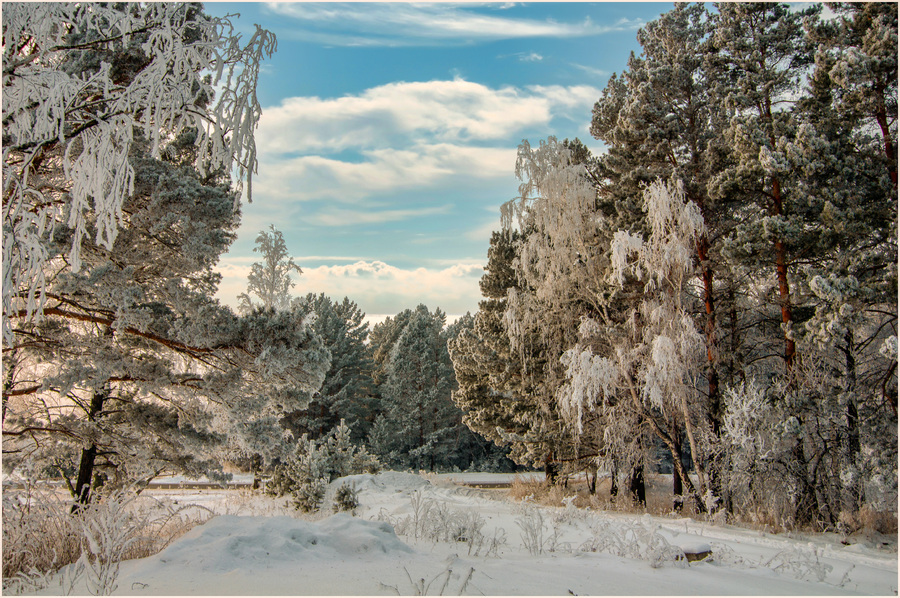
left=205, top=2, right=674, bottom=322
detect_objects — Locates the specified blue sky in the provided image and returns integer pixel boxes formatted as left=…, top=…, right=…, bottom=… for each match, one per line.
left=205, top=2, right=675, bottom=321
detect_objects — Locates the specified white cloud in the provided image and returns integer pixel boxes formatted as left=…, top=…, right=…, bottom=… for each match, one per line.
left=309, top=204, right=453, bottom=227
left=257, top=79, right=585, bottom=155
left=264, top=3, right=641, bottom=47
left=215, top=259, right=485, bottom=316
left=251, top=79, right=601, bottom=211
left=253, top=143, right=517, bottom=204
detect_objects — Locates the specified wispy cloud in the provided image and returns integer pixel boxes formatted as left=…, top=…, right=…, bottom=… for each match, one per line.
left=570, top=63, right=611, bottom=79
left=253, top=144, right=516, bottom=204
left=256, top=79, right=579, bottom=155
left=264, top=3, right=643, bottom=47
left=309, top=204, right=453, bottom=227
left=497, top=51, right=544, bottom=62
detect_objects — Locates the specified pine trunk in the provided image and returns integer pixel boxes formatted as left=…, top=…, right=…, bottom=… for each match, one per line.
left=771, top=177, right=796, bottom=371
left=73, top=389, right=107, bottom=509
left=628, top=463, right=646, bottom=507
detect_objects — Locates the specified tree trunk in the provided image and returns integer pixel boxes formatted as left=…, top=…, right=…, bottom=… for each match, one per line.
left=842, top=329, right=861, bottom=513
left=628, top=463, right=646, bottom=507
left=697, top=236, right=722, bottom=430
left=586, top=466, right=597, bottom=495
left=544, top=451, right=558, bottom=486
left=2, top=349, right=16, bottom=423
left=875, top=90, right=897, bottom=186
left=73, top=389, right=107, bottom=509
left=610, top=460, right=618, bottom=498
left=672, top=434, right=684, bottom=512
left=771, top=177, right=796, bottom=371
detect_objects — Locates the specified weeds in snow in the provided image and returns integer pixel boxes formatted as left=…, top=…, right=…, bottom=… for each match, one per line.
left=578, top=515, right=687, bottom=568
left=2, top=485, right=215, bottom=595
left=515, top=505, right=545, bottom=555
left=763, top=544, right=833, bottom=582
left=379, top=562, right=476, bottom=596
left=376, top=490, right=507, bottom=557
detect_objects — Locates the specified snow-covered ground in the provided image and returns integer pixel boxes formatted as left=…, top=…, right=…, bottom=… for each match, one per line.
left=34, top=471, right=898, bottom=595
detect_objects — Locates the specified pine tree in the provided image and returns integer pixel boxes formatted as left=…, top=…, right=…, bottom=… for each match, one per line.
left=2, top=135, right=330, bottom=504
left=285, top=294, right=375, bottom=442
left=369, top=305, right=494, bottom=471
left=709, top=2, right=820, bottom=373
left=371, top=306, right=454, bottom=470
left=448, top=230, right=558, bottom=470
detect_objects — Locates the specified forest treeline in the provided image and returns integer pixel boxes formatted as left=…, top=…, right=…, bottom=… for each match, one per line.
left=449, top=2, right=897, bottom=529
left=2, top=2, right=896, bottom=532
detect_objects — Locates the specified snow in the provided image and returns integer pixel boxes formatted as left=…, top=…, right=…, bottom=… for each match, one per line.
left=31, top=472, right=898, bottom=595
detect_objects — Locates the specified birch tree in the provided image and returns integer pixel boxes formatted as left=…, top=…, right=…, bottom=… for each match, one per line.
left=3, top=2, right=275, bottom=345
left=238, top=226, right=302, bottom=313
left=559, top=179, right=714, bottom=510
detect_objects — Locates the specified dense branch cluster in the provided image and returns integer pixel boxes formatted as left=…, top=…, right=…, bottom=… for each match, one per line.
left=450, top=2, right=897, bottom=528
left=2, top=2, right=276, bottom=344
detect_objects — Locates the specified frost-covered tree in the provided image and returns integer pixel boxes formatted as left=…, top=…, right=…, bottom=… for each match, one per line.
left=369, top=305, right=455, bottom=470
left=445, top=1, right=895, bottom=527
left=449, top=231, right=534, bottom=462
left=590, top=5, right=738, bottom=471
left=266, top=419, right=380, bottom=511
left=560, top=180, right=713, bottom=511
left=2, top=133, right=329, bottom=504
left=284, top=293, right=375, bottom=443
left=780, top=1, right=898, bottom=518
left=499, top=137, right=639, bottom=490
left=369, top=306, right=494, bottom=471
left=2, top=3, right=275, bottom=345
left=238, top=225, right=302, bottom=313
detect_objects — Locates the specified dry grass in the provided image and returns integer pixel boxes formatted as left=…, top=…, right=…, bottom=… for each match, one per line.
left=2, top=484, right=214, bottom=591
left=508, top=473, right=702, bottom=518
left=508, top=473, right=898, bottom=536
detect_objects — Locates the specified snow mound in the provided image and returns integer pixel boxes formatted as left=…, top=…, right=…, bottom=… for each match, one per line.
left=676, top=540, right=712, bottom=554
left=326, top=470, right=431, bottom=496
left=148, top=514, right=413, bottom=573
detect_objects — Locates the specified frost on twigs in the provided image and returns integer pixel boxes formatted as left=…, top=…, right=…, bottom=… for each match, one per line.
left=2, top=3, right=275, bottom=345
left=557, top=179, right=707, bottom=460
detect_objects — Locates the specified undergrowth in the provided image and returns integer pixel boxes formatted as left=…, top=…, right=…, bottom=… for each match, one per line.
left=507, top=474, right=898, bottom=536
left=2, top=483, right=215, bottom=595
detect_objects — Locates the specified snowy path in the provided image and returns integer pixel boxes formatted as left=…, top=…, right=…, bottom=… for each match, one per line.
left=38, top=472, right=897, bottom=595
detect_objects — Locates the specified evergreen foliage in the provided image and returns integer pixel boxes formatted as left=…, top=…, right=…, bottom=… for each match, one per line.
left=1, top=5, right=336, bottom=504
left=450, top=1, right=897, bottom=527
left=266, top=419, right=380, bottom=512
left=285, top=294, right=376, bottom=443
left=2, top=132, right=330, bottom=503
left=370, top=305, right=512, bottom=472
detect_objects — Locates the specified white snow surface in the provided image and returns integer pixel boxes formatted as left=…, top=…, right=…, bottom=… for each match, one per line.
left=35, top=471, right=897, bottom=595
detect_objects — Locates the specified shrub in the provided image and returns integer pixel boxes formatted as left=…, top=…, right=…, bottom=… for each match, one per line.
left=267, top=421, right=382, bottom=513
left=2, top=484, right=212, bottom=595
left=332, top=483, right=360, bottom=513
left=293, top=478, right=327, bottom=513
